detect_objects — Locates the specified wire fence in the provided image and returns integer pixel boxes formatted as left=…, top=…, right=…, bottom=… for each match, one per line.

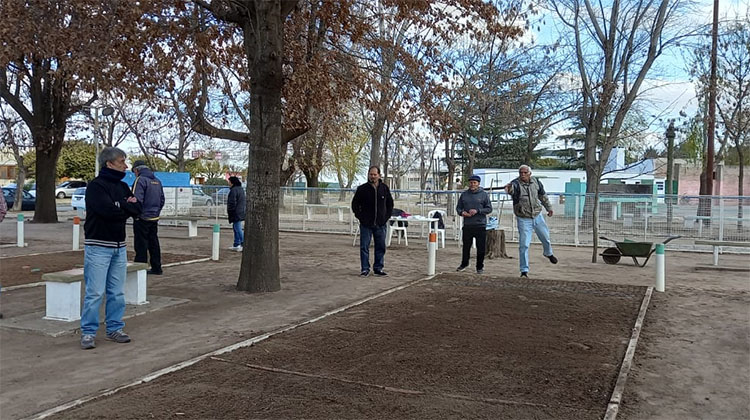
left=166, top=185, right=750, bottom=254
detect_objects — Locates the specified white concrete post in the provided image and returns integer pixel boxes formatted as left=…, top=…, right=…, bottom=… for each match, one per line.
left=427, top=232, right=437, bottom=275
left=16, top=213, right=24, bottom=247
left=72, top=216, right=80, bottom=250
left=655, top=243, right=665, bottom=292
left=212, top=224, right=220, bottom=261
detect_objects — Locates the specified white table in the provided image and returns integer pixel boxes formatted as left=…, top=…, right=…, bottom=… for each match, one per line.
left=386, top=216, right=439, bottom=247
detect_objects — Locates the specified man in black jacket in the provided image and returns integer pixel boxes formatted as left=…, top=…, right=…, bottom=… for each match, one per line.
left=351, top=166, right=394, bottom=277
left=80, top=147, right=142, bottom=350
left=226, top=176, right=246, bottom=252
left=132, top=160, right=165, bottom=275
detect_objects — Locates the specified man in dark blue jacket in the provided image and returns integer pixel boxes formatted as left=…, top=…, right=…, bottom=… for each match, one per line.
left=351, top=166, right=394, bottom=277
left=132, top=160, right=165, bottom=275
left=226, top=176, right=246, bottom=252
left=80, top=147, right=142, bottom=350
left=456, top=174, right=493, bottom=274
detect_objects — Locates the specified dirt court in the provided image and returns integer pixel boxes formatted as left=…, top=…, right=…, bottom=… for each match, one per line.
left=0, top=220, right=748, bottom=419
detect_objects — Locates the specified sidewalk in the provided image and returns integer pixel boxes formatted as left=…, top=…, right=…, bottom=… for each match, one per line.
left=0, top=220, right=748, bottom=419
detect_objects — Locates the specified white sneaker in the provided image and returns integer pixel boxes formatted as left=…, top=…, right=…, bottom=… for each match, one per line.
left=228, top=246, right=240, bottom=251
left=235, top=245, right=243, bottom=252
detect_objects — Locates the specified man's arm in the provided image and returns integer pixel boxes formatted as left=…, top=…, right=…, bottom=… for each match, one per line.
left=537, top=180, right=553, bottom=216
left=351, top=187, right=362, bottom=218
left=480, top=193, right=493, bottom=215
left=86, top=183, right=133, bottom=221
left=385, top=187, right=394, bottom=217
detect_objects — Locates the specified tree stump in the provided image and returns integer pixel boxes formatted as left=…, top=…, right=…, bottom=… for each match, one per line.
left=485, top=229, right=510, bottom=259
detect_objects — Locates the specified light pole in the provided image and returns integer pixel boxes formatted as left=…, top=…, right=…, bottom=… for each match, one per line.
left=93, top=106, right=114, bottom=176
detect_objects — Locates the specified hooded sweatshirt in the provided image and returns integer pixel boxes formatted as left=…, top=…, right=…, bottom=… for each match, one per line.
left=456, top=187, right=493, bottom=227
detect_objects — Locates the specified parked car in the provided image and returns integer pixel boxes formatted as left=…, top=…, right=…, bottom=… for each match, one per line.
left=55, top=180, right=87, bottom=198
left=191, top=188, right=214, bottom=206
left=71, top=187, right=86, bottom=210
left=2, top=187, right=36, bottom=210
left=211, top=187, right=230, bottom=204
left=6, top=182, right=36, bottom=197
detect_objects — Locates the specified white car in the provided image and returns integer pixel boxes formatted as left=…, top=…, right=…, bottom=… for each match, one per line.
left=55, top=180, right=87, bottom=198
left=71, top=187, right=86, bottom=210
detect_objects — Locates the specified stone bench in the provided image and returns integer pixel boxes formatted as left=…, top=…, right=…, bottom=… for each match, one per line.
left=303, top=204, right=349, bottom=222
left=41, top=262, right=148, bottom=322
left=160, top=216, right=205, bottom=237
left=694, top=240, right=750, bottom=266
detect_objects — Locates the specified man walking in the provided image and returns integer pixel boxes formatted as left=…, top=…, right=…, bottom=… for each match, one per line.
left=226, top=176, right=246, bottom=252
left=80, top=147, right=142, bottom=350
left=456, top=174, right=493, bottom=274
left=504, top=165, right=558, bottom=278
left=351, top=166, right=394, bottom=277
left=132, top=160, right=165, bottom=275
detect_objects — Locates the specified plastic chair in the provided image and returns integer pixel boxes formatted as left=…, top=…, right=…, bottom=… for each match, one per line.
left=427, top=210, right=446, bottom=248
left=387, top=222, right=408, bottom=246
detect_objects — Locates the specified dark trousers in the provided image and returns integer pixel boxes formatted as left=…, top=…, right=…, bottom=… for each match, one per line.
left=461, top=225, right=487, bottom=270
left=359, top=224, right=387, bottom=272
left=133, top=219, right=162, bottom=273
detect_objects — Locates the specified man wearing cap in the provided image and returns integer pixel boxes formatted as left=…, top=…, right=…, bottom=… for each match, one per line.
left=456, top=174, right=493, bottom=274
left=504, top=164, right=557, bottom=278
left=132, top=159, right=165, bottom=275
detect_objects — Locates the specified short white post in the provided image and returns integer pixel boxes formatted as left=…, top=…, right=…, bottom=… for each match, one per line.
left=427, top=231, right=437, bottom=275
left=72, top=216, right=81, bottom=250
left=212, top=223, right=220, bottom=261
left=655, top=243, right=665, bottom=292
left=16, top=213, right=24, bottom=247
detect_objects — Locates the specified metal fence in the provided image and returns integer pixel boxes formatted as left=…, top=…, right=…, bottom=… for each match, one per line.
left=172, top=185, right=750, bottom=254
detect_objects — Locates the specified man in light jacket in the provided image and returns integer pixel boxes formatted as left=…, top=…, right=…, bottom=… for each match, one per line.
left=504, top=165, right=558, bottom=278
left=456, top=174, right=493, bottom=274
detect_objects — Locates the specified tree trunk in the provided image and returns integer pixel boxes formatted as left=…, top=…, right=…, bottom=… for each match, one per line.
left=304, top=171, right=321, bottom=204
left=485, top=229, right=509, bottom=259
left=32, top=132, right=65, bottom=223
left=236, top=2, right=285, bottom=293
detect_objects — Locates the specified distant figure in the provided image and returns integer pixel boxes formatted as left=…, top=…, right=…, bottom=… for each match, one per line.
left=351, top=166, right=394, bottom=277
left=132, top=160, right=165, bottom=275
left=504, top=164, right=557, bottom=278
left=227, top=176, right=246, bottom=252
left=80, top=147, right=142, bottom=350
left=456, top=174, right=492, bottom=274
left=454, top=178, right=463, bottom=190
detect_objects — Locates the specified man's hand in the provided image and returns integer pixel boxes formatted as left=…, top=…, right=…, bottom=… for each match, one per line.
left=461, top=211, right=470, bottom=217
left=504, top=183, right=511, bottom=194
left=468, top=209, right=477, bottom=216
left=547, top=209, right=554, bottom=217
left=126, top=196, right=137, bottom=203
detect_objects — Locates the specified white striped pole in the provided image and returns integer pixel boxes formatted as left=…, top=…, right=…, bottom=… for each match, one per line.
left=212, top=224, right=220, bottom=261
left=655, top=243, right=665, bottom=292
left=72, top=216, right=81, bottom=250
left=427, top=231, right=437, bottom=275
left=16, top=213, right=24, bottom=247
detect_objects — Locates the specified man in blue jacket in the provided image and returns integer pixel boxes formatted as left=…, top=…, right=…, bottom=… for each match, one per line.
left=81, top=147, right=142, bottom=350
left=226, top=176, right=246, bottom=252
left=351, top=166, right=394, bottom=277
left=456, top=174, right=493, bottom=274
left=132, top=160, right=165, bottom=275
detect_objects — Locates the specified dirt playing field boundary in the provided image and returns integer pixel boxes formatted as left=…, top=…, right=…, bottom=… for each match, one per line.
left=25, top=275, right=433, bottom=420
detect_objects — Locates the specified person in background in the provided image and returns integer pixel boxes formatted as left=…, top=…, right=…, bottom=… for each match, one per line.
left=351, top=166, right=394, bottom=277
left=504, top=164, right=557, bottom=278
left=80, top=147, right=142, bottom=350
left=227, top=176, right=246, bottom=252
left=131, top=160, right=165, bottom=275
left=456, top=174, right=492, bottom=274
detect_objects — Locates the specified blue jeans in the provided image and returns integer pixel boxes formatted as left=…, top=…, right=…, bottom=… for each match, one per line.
left=359, top=224, right=386, bottom=272
left=81, top=245, right=127, bottom=336
left=517, top=213, right=553, bottom=274
left=232, top=221, right=244, bottom=247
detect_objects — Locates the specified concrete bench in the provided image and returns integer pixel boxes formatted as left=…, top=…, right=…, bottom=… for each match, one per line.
left=304, top=204, right=349, bottom=222
left=160, top=216, right=203, bottom=237
left=694, top=240, right=750, bottom=266
left=41, top=262, right=149, bottom=322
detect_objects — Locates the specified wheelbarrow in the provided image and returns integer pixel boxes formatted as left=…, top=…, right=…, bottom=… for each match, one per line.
left=599, top=235, right=681, bottom=267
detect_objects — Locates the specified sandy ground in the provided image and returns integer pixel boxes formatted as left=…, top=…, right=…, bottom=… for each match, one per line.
left=0, top=217, right=748, bottom=419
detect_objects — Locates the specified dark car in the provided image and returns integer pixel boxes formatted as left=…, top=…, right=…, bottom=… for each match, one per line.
left=2, top=187, right=35, bottom=210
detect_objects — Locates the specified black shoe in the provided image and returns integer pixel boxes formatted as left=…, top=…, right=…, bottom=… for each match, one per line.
left=520, top=272, right=528, bottom=278
left=373, top=270, right=388, bottom=276
left=546, top=255, right=558, bottom=264
left=360, top=270, right=370, bottom=277
left=456, top=265, right=468, bottom=272
left=476, top=269, right=484, bottom=274
left=147, top=269, right=163, bottom=275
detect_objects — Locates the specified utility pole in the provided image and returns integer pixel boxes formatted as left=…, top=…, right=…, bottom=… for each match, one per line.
left=705, top=0, right=719, bottom=197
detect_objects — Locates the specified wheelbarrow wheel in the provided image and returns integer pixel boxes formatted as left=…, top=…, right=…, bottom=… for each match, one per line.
left=602, top=247, right=621, bottom=265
